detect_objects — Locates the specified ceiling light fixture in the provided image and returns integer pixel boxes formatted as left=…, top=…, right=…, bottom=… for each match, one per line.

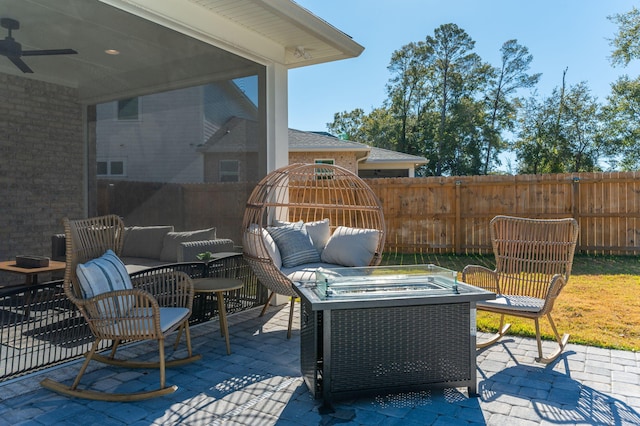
left=104, top=49, right=120, bottom=55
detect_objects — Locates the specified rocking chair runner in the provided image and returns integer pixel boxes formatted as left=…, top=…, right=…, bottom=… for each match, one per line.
left=242, top=163, right=386, bottom=338
left=462, top=215, right=579, bottom=364
left=41, top=215, right=201, bottom=401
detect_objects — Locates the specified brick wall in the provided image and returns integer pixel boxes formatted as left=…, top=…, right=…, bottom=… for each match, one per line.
left=289, top=152, right=359, bottom=175
left=0, top=73, right=85, bottom=285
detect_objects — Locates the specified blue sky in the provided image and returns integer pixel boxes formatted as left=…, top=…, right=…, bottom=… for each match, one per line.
left=288, top=0, right=640, bottom=133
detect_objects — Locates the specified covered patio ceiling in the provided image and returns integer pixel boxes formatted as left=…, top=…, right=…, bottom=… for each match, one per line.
left=0, top=0, right=364, bottom=103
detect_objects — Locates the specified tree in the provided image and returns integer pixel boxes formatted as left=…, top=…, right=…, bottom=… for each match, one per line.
left=601, top=75, right=640, bottom=170
left=420, top=23, right=492, bottom=176
left=482, top=40, right=541, bottom=174
left=326, top=108, right=367, bottom=142
left=327, top=25, right=539, bottom=176
left=514, top=71, right=603, bottom=173
left=603, top=6, right=640, bottom=170
left=386, top=41, right=432, bottom=154
left=609, top=7, right=640, bottom=67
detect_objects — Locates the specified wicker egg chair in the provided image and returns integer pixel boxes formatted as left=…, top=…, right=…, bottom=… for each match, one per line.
left=242, top=163, right=386, bottom=338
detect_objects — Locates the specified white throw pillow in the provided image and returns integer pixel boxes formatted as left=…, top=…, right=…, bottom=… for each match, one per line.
left=76, top=249, right=133, bottom=314
left=243, top=224, right=282, bottom=269
left=303, top=219, right=331, bottom=254
left=267, top=221, right=321, bottom=268
left=321, top=226, right=380, bottom=267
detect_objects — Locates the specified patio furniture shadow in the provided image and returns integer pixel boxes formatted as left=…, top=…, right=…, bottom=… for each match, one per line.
left=276, top=384, right=484, bottom=425
left=478, top=360, right=640, bottom=425
left=22, top=316, right=94, bottom=348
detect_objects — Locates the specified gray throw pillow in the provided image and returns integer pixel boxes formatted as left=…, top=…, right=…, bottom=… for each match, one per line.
left=267, top=221, right=320, bottom=268
left=272, top=218, right=330, bottom=254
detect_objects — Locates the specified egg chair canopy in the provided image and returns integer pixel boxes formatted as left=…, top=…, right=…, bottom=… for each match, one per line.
left=243, top=163, right=386, bottom=263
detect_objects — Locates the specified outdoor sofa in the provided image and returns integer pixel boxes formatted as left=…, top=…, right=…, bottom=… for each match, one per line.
left=52, top=225, right=234, bottom=274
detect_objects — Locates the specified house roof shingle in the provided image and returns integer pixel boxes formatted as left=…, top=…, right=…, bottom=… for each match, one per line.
left=288, top=129, right=369, bottom=151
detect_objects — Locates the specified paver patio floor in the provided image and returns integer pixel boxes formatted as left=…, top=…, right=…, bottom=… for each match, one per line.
left=0, top=304, right=639, bottom=425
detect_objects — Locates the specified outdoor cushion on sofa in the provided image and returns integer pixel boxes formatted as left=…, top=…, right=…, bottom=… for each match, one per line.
left=159, top=228, right=216, bottom=262
left=280, top=262, right=341, bottom=283
left=122, top=226, right=174, bottom=259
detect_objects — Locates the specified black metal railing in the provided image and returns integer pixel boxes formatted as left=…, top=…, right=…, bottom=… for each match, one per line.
left=0, top=255, right=266, bottom=381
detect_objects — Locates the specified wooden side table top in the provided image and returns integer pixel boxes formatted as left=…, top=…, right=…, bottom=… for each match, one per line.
left=0, top=260, right=66, bottom=275
left=192, top=277, right=243, bottom=293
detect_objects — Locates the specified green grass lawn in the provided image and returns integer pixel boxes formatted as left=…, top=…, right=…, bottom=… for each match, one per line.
left=382, top=252, right=640, bottom=351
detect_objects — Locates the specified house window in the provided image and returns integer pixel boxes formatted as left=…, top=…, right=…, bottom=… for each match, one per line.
left=219, top=160, right=239, bottom=182
left=98, top=159, right=126, bottom=177
left=314, top=159, right=334, bottom=179
left=117, top=97, right=140, bottom=120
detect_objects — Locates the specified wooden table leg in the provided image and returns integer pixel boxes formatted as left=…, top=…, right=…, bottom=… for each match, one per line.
left=216, top=290, right=231, bottom=355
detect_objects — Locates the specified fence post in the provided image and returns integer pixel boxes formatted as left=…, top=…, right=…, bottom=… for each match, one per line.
left=572, top=176, right=580, bottom=250
left=455, top=179, right=462, bottom=254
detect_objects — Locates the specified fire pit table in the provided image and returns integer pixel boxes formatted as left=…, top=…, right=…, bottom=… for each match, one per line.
left=293, top=264, right=495, bottom=402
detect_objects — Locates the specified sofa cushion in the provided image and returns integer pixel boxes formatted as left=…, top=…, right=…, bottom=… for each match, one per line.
left=477, top=295, right=545, bottom=313
left=244, top=224, right=282, bottom=269
left=321, top=226, right=380, bottom=267
left=159, top=228, right=216, bottom=262
left=122, top=226, right=174, bottom=259
left=267, top=221, right=320, bottom=268
left=121, top=257, right=168, bottom=274
left=281, top=262, right=342, bottom=283
left=76, top=249, right=133, bottom=314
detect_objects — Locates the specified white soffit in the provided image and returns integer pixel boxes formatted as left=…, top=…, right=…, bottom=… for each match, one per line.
left=100, top=0, right=365, bottom=68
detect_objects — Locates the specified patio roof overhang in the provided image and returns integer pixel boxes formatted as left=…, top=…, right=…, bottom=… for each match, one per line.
left=0, top=0, right=364, bottom=104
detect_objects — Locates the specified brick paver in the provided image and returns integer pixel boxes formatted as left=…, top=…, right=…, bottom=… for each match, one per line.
left=0, top=305, right=638, bottom=425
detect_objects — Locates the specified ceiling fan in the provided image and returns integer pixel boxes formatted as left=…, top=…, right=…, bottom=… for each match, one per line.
left=0, top=18, right=77, bottom=73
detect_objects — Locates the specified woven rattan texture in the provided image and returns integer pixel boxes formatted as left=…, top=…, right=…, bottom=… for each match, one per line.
left=329, top=303, right=471, bottom=395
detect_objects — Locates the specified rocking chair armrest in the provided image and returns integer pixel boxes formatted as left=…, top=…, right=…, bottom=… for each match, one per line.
left=538, top=274, right=568, bottom=315
left=130, top=270, right=195, bottom=311
left=83, top=287, right=160, bottom=319
left=462, top=264, right=500, bottom=293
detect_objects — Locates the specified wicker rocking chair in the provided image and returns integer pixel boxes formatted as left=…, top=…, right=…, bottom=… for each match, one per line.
left=462, top=215, right=579, bottom=364
left=242, top=163, right=385, bottom=338
left=41, top=215, right=201, bottom=401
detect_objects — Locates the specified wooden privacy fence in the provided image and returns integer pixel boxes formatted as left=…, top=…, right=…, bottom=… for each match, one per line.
left=368, top=171, right=640, bottom=255
left=99, top=171, right=640, bottom=255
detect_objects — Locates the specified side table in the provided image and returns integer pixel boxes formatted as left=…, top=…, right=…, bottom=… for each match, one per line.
left=192, top=277, right=243, bottom=355
left=0, top=260, right=66, bottom=316
left=0, top=260, right=66, bottom=286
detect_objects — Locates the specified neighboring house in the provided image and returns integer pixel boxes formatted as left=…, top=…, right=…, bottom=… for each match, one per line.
left=101, top=103, right=427, bottom=183
left=288, top=129, right=369, bottom=175
left=198, top=116, right=262, bottom=183
left=291, top=130, right=428, bottom=178
left=201, top=119, right=428, bottom=180
left=97, top=81, right=257, bottom=183
left=358, top=146, right=429, bottom=178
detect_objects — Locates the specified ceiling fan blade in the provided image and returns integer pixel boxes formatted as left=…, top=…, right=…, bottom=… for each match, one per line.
left=22, top=49, right=78, bottom=56
left=7, top=56, right=33, bottom=73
